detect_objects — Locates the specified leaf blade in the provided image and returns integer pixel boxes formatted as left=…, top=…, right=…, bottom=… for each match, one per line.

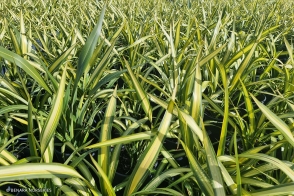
left=0, top=46, right=52, bottom=94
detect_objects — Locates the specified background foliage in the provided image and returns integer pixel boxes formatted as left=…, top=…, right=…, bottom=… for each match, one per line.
left=0, top=0, right=294, bottom=195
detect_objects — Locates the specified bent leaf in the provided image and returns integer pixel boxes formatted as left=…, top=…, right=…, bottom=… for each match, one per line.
left=0, top=46, right=52, bottom=94
left=251, top=94, right=294, bottom=147
left=0, top=163, right=84, bottom=181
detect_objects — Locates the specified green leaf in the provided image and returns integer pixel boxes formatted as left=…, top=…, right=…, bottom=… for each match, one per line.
left=73, top=5, right=106, bottom=91
left=98, top=87, right=117, bottom=195
left=237, top=177, right=273, bottom=188
left=0, top=133, right=29, bottom=157
left=212, top=58, right=229, bottom=156
left=8, top=26, right=21, bottom=55
left=143, top=168, right=191, bottom=190
left=86, top=132, right=155, bottom=149
left=250, top=182, right=294, bottom=196
left=28, top=101, right=37, bottom=157
left=119, top=35, right=153, bottom=52
left=40, top=67, right=67, bottom=162
left=0, top=163, right=84, bottom=181
left=240, top=80, right=255, bottom=136
left=87, top=38, right=118, bottom=91
left=90, top=155, right=116, bottom=196
left=229, top=41, right=258, bottom=92
left=199, top=44, right=227, bottom=67
left=218, top=159, right=237, bottom=195
left=64, top=178, right=90, bottom=196
left=59, top=185, right=79, bottom=196
left=284, top=37, right=294, bottom=65
left=238, top=153, right=294, bottom=181
left=251, top=93, right=294, bottom=147
left=108, top=118, right=149, bottom=183
left=90, top=70, right=126, bottom=93
left=202, top=125, right=226, bottom=195
left=20, top=10, right=27, bottom=58
left=234, top=131, right=242, bottom=196
left=132, top=188, right=184, bottom=196
left=148, top=93, right=203, bottom=141
left=191, top=59, right=202, bottom=124
left=49, top=43, right=77, bottom=73
left=124, top=87, right=177, bottom=195
left=0, top=46, right=52, bottom=94
left=180, top=139, right=214, bottom=196
left=124, top=58, right=152, bottom=122
left=0, top=105, right=28, bottom=115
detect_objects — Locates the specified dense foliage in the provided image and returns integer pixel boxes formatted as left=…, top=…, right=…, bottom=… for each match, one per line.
left=0, top=0, right=294, bottom=195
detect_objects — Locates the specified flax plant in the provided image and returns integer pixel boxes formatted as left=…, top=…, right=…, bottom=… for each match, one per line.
left=1, top=0, right=294, bottom=195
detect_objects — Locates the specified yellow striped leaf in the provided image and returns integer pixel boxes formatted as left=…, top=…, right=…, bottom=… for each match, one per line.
left=40, top=67, right=67, bottom=162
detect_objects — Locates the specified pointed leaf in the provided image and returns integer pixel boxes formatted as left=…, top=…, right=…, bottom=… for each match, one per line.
left=251, top=94, right=294, bottom=147
left=40, top=67, right=67, bottom=161
left=98, top=87, right=117, bottom=195
left=74, top=5, right=106, bottom=90
left=0, top=163, right=84, bottom=181
left=124, top=59, right=152, bottom=122
left=124, top=88, right=177, bottom=195
left=0, top=47, right=52, bottom=94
